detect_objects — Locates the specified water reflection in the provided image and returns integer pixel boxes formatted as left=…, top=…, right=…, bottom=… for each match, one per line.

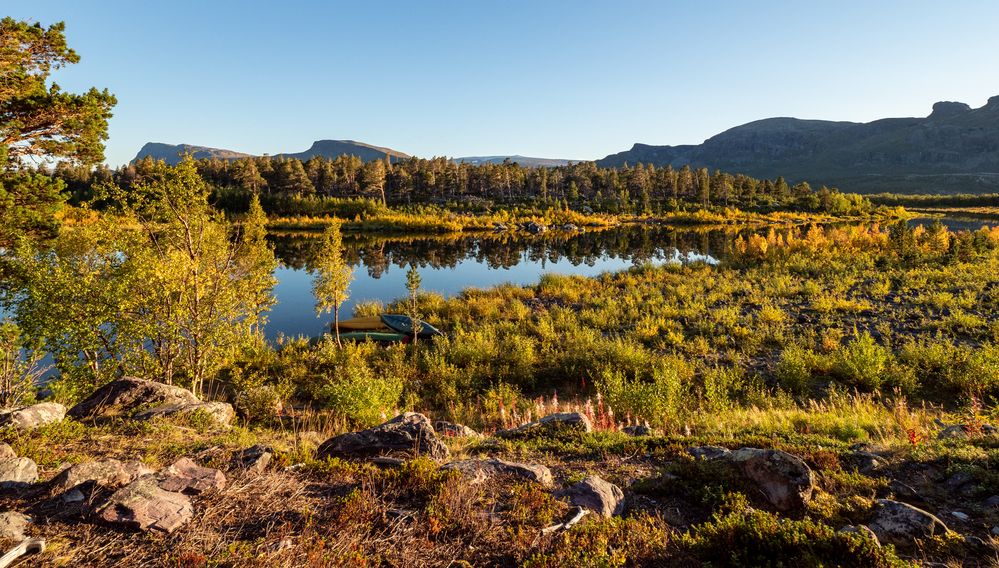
left=265, top=225, right=735, bottom=339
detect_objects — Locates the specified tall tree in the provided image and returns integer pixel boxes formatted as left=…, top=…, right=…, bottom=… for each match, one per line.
left=237, top=195, right=278, bottom=334
left=108, top=158, right=272, bottom=394
left=0, top=18, right=115, bottom=245
left=361, top=159, right=387, bottom=206
left=405, top=264, right=423, bottom=345
left=312, top=219, right=354, bottom=346
left=233, top=159, right=266, bottom=194
left=0, top=17, right=116, bottom=165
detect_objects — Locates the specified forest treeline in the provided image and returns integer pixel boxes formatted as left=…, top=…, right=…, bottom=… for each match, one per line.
left=50, top=153, right=876, bottom=217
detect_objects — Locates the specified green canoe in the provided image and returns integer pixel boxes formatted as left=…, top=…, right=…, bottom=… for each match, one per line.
left=334, top=314, right=443, bottom=343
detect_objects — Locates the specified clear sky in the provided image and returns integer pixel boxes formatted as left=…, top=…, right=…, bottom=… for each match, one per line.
left=11, top=0, right=999, bottom=166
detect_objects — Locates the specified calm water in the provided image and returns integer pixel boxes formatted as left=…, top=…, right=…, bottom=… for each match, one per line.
left=265, top=225, right=728, bottom=339
left=266, top=215, right=999, bottom=339
left=907, top=215, right=999, bottom=232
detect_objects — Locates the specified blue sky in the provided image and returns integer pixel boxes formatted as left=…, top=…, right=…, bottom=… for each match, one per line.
left=11, top=1, right=999, bottom=166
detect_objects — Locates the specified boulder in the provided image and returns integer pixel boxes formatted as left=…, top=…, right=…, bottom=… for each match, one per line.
left=555, top=476, right=625, bottom=517
left=434, top=420, right=479, bottom=438
left=725, top=448, right=815, bottom=512
left=0, top=402, right=66, bottom=430
left=441, top=458, right=553, bottom=486
left=157, top=457, right=226, bottom=495
left=134, top=401, right=235, bottom=427
left=622, top=423, right=653, bottom=436
left=848, top=451, right=886, bottom=474
left=49, top=459, right=154, bottom=494
left=0, top=511, right=30, bottom=540
left=888, top=479, right=920, bottom=500
left=687, top=445, right=731, bottom=460
left=0, top=444, right=15, bottom=461
left=868, top=499, right=949, bottom=546
left=0, top=457, right=38, bottom=488
left=943, top=471, right=975, bottom=492
left=316, top=413, right=449, bottom=461
left=68, top=377, right=200, bottom=421
left=496, top=412, right=593, bottom=439
left=838, top=524, right=880, bottom=546
left=524, top=221, right=547, bottom=234
left=232, top=445, right=272, bottom=473
left=98, top=475, right=193, bottom=533
left=938, top=424, right=969, bottom=440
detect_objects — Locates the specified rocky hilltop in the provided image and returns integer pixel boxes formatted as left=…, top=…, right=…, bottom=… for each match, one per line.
left=132, top=142, right=252, bottom=164
left=133, top=139, right=409, bottom=165
left=597, top=96, right=999, bottom=193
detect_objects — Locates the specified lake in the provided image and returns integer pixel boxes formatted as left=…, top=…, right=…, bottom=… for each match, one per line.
left=265, top=214, right=999, bottom=339
left=265, top=225, right=730, bottom=339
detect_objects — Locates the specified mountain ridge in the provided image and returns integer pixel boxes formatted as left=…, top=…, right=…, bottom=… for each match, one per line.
left=596, top=96, right=999, bottom=193
left=132, top=142, right=576, bottom=168
left=133, top=139, right=410, bottom=165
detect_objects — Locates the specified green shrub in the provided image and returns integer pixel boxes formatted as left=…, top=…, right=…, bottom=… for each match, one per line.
left=965, top=343, right=999, bottom=398
left=679, top=508, right=908, bottom=567
left=307, top=340, right=403, bottom=426
left=775, top=344, right=820, bottom=395
left=234, top=385, right=284, bottom=424
left=832, top=332, right=892, bottom=391
left=597, top=356, right=691, bottom=427
left=700, top=365, right=745, bottom=412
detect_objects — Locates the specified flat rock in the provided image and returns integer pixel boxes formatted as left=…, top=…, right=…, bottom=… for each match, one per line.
left=868, top=499, right=949, bottom=546
left=0, top=444, right=15, bottom=461
left=134, top=401, right=235, bottom=427
left=0, top=457, right=38, bottom=488
left=98, top=475, right=193, bottom=533
left=555, top=476, right=625, bottom=517
left=68, top=377, right=200, bottom=421
left=725, top=448, right=815, bottom=512
left=441, top=458, right=553, bottom=486
left=157, top=457, right=226, bottom=495
left=317, top=412, right=449, bottom=461
left=0, top=402, right=66, bottom=430
left=0, top=511, right=30, bottom=540
left=495, top=412, right=593, bottom=439
left=49, top=459, right=154, bottom=494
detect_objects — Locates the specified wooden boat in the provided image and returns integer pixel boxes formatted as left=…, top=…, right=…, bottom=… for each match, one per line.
left=334, top=314, right=442, bottom=343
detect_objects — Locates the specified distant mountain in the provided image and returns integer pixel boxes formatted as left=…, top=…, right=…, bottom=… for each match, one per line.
left=279, top=140, right=409, bottom=163
left=132, top=140, right=409, bottom=165
left=454, top=155, right=578, bottom=167
left=597, top=96, right=999, bottom=193
left=133, top=142, right=252, bottom=164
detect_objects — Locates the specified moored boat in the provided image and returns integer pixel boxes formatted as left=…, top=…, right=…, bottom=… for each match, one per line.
left=333, top=314, right=442, bottom=342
